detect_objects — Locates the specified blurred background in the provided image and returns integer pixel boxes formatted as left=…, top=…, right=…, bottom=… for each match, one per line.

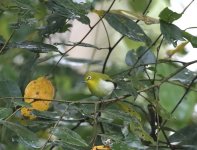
left=0, top=0, right=197, bottom=149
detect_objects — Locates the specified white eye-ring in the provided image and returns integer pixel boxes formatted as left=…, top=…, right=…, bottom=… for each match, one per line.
left=86, top=76, right=92, bottom=80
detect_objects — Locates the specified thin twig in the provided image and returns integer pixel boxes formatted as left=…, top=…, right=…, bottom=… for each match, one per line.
left=152, top=37, right=166, bottom=149
left=143, top=0, right=152, bottom=15
left=153, top=37, right=164, bottom=84
left=138, top=60, right=197, bottom=93
left=158, top=75, right=197, bottom=147
left=128, top=34, right=162, bottom=75
left=102, top=35, right=124, bottom=73
left=87, top=1, right=106, bottom=72
left=89, top=102, right=99, bottom=146
left=167, top=80, right=197, bottom=93
left=71, top=116, right=90, bottom=130
left=0, top=30, right=15, bottom=54
left=136, top=0, right=152, bottom=23
left=181, top=0, right=194, bottom=14
left=101, top=19, right=111, bottom=48
left=161, top=128, right=174, bottom=150
left=103, top=0, right=153, bottom=73
left=48, top=0, right=117, bottom=75
left=41, top=104, right=70, bottom=150
left=163, top=75, right=197, bottom=127
left=184, top=26, right=197, bottom=31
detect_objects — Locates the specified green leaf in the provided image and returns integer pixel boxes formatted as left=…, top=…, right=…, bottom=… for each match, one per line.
left=0, top=80, right=21, bottom=97
left=13, top=101, right=31, bottom=107
left=112, top=142, right=134, bottom=150
left=40, top=13, right=72, bottom=36
left=75, top=42, right=102, bottom=50
left=128, top=0, right=151, bottom=13
left=10, top=41, right=61, bottom=54
left=52, top=126, right=88, bottom=147
left=18, top=54, right=39, bottom=93
left=46, top=0, right=90, bottom=24
left=0, top=108, right=13, bottom=120
left=25, top=120, right=54, bottom=130
left=78, top=103, right=96, bottom=115
left=104, top=13, right=151, bottom=45
left=54, top=141, right=80, bottom=150
left=99, top=133, right=122, bottom=143
left=103, top=109, right=133, bottom=123
left=125, top=46, right=156, bottom=66
left=0, top=9, right=4, bottom=16
left=159, top=7, right=182, bottom=23
left=170, top=68, right=197, bottom=85
left=169, top=124, right=197, bottom=146
left=160, top=20, right=185, bottom=47
left=156, top=102, right=172, bottom=121
left=15, top=0, right=34, bottom=10
left=117, top=80, right=138, bottom=98
left=116, top=102, right=141, bottom=122
left=0, top=121, right=42, bottom=148
left=0, top=80, right=22, bottom=105
left=182, top=31, right=197, bottom=48
left=65, top=57, right=101, bottom=64
left=125, top=50, right=137, bottom=66
left=56, top=42, right=102, bottom=50
left=32, top=110, right=59, bottom=120
left=136, top=46, right=156, bottom=65
left=0, top=35, right=5, bottom=45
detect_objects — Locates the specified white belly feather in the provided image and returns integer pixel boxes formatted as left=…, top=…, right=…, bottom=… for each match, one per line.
left=98, top=79, right=115, bottom=96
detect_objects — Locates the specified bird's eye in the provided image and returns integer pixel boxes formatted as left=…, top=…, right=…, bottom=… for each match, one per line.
left=86, top=76, right=92, bottom=80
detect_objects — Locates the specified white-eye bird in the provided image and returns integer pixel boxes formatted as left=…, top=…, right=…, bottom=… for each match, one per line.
left=84, top=72, right=117, bottom=98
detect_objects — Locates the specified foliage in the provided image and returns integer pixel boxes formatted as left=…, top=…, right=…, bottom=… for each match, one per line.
left=0, top=0, right=197, bottom=150
left=21, top=76, right=55, bottom=119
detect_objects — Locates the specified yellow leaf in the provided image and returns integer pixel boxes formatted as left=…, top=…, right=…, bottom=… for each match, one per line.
left=116, top=9, right=159, bottom=25
left=92, top=145, right=111, bottom=150
left=130, top=119, right=155, bottom=144
left=92, top=9, right=105, bottom=17
left=21, top=76, right=55, bottom=119
left=166, top=41, right=189, bottom=57
left=116, top=101, right=141, bottom=122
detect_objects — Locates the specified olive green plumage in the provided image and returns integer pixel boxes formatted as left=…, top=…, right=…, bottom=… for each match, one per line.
left=84, top=72, right=116, bottom=97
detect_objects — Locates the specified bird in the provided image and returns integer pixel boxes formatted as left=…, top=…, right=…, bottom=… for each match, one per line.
left=84, top=72, right=117, bottom=98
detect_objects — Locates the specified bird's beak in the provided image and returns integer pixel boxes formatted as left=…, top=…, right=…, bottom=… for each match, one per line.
left=82, top=81, right=86, bottom=83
